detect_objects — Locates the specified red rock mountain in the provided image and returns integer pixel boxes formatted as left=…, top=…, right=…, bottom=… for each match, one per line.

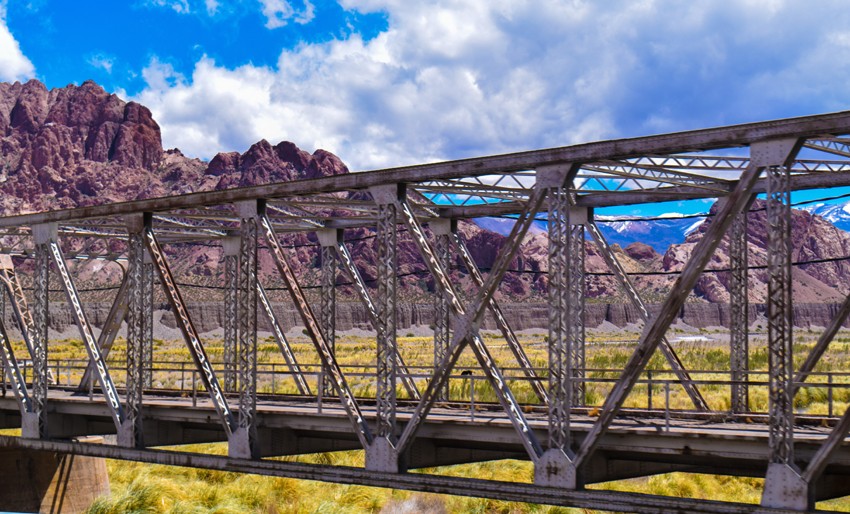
left=1, top=79, right=848, bottom=306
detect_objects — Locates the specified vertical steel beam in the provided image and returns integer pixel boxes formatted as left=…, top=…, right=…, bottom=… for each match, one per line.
left=546, top=177, right=572, bottom=448
left=223, top=236, right=239, bottom=393
left=122, top=215, right=147, bottom=447
left=78, top=272, right=130, bottom=391
left=586, top=220, right=709, bottom=411
left=395, top=185, right=549, bottom=462
left=533, top=167, right=578, bottom=488
left=231, top=202, right=259, bottom=458
left=334, top=240, right=420, bottom=399
left=446, top=223, right=548, bottom=404
left=317, top=230, right=338, bottom=399
left=766, top=163, right=794, bottom=466
left=758, top=139, right=808, bottom=511
left=142, top=257, right=154, bottom=389
left=259, top=207, right=372, bottom=449
left=47, top=229, right=125, bottom=431
left=729, top=209, right=750, bottom=414
left=568, top=214, right=587, bottom=407
left=257, top=283, right=311, bottom=395
left=431, top=220, right=452, bottom=403
left=144, top=215, right=236, bottom=437
left=574, top=140, right=800, bottom=470
left=28, top=225, right=52, bottom=439
left=374, top=202, right=398, bottom=441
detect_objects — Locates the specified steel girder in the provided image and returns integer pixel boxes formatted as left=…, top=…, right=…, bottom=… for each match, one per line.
left=432, top=226, right=452, bottom=403
left=394, top=186, right=549, bottom=462
left=568, top=220, right=586, bottom=408
left=257, top=282, right=311, bottom=396
left=29, top=237, right=49, bottom=438
left=0, top=257, right=37, bottom=361
left=319, top=242, right=338, bottom=399
left=124, top=223, right=147, bottom=447
left=48, top=234, right=126, bottom=431
left=234, top=204, right=259, bottom=458
left=572, top=141, right=788, bottom=470
left=78, top=271, right=130, bottom=391
left=375, top=202, right=398, bottom=441
left=766, top=163, right=795, bottom=467
left=0, top=299, right=31, bottom=417
left=333, top=237, right=420, bottom=400
left=144, top=218, right=236, bottom=437
left=223, top=237, right=239, bottom=393
left=585, top=220, right=709, bottom=411
left=259, top=208, right=373, bottom=449
left=546, top=183, right=573, bottom=452
left=729, top=209, right=750, bottom=414
left=448, top=227, right=548, bottom=404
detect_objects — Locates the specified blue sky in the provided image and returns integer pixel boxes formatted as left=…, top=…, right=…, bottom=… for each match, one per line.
left=2, top=0, right=850, bottom=217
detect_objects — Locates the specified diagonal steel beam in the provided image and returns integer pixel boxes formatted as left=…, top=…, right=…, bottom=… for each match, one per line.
left=257, top=282, right=311, bottom=396
left=793, top=289, right=850, bottom=395
left=144, top=218, right=236, bottom=437
left=0, top=311, right=31, bottom=416
left=48, top=239, right=125, bottom=430
left=396, top=186, right=548, bottom=461
left=573, top=141, right=798, bottom=469
left=448, top=228, right=548, bottom=404
left=0, top=255, right=37, bottom=359
left=586, top=220, right=709, bottom=411
left=801, top=404, right=850, bottom=485
left=334, top=236, right=420, bottom=400
left=259, top=207, right=373, bottom=448
left=79, top=271, right=130, bottom=391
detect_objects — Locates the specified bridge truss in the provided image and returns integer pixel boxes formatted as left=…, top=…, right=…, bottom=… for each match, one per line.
left=2, top=112, right=850, bottom=512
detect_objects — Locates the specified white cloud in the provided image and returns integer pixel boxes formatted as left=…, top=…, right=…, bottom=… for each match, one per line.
left=87, top=53, right=115, bottom=74
left=145, top=0, right=191, bottom=14
left=205, top=0, right=219, bottom=15
left=0, top=8, right=34, bottom=82
left=259, top=0, right=315, bottom=28
left=132, top=1, right=850, bottom=171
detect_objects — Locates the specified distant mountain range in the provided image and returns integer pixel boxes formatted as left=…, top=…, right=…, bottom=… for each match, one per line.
left=474, top=214, right=705, bottom=253
left=803, top=202, right=850, bottom=232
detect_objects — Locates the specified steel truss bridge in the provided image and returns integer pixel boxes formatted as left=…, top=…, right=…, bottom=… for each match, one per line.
left=3, top=112, right=850, bottom=512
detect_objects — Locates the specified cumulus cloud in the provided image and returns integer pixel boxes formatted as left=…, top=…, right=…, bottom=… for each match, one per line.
left=259, top=0, right=315, bottom=28
left=87, top=53, right=115, bottom=74
left=144, top=0, right=191, bottom=14
left=133, top=0, right=850, bottom=170
left=0, top=7, right=35, bottom=82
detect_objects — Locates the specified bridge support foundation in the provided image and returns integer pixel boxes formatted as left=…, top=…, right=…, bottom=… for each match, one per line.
left=0, top=437, right=109, bottom=514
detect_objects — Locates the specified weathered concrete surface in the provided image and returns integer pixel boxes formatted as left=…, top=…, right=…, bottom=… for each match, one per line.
left=0, top=436, right=109, bottom=514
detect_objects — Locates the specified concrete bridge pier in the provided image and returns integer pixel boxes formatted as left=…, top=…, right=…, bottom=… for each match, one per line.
left=0, top=436, right=109, bottom=514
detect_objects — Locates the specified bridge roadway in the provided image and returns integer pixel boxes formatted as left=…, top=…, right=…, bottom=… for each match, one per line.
left=2, top=389, right=850, bottom=505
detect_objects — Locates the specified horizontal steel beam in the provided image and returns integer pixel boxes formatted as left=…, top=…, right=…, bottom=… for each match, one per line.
left=0, top=435, right=835, bottom=514
left=0, top=111, right=847, bottom=227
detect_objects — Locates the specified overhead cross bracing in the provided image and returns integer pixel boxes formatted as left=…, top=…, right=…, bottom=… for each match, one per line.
left=1, top=111, right=850, bottom=512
